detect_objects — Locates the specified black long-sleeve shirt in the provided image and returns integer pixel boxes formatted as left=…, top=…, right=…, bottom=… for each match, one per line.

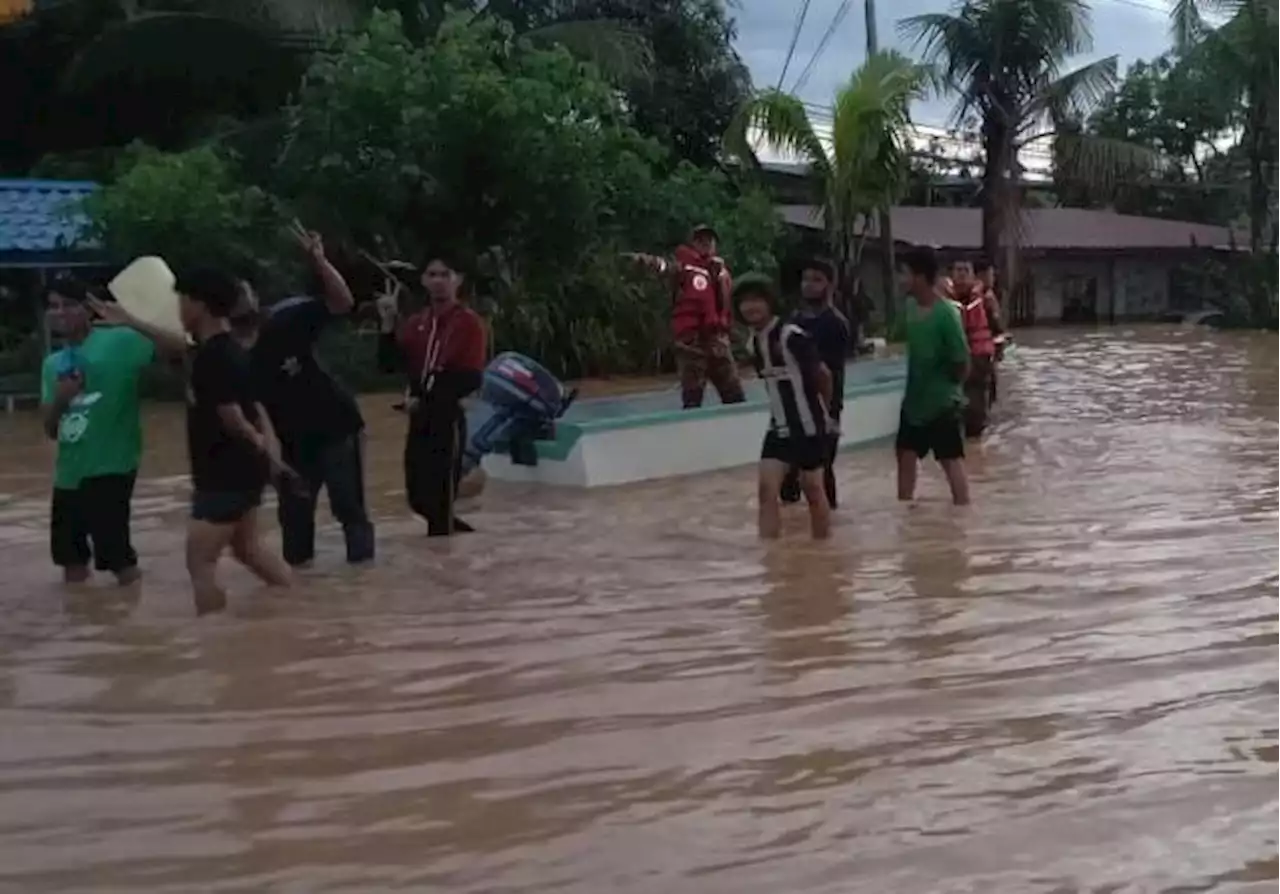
left=790, top=304, right=851, bottom=418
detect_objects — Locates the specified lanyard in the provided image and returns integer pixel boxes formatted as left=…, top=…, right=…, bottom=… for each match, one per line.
left=418, top=307, right=459, bottom=394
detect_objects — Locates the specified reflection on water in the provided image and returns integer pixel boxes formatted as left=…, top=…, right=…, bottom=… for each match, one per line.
left=0, top=326, right=1274, bottom=893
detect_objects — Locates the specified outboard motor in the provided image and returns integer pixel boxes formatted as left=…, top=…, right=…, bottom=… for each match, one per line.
left=460, top=352, right=576, bottom=480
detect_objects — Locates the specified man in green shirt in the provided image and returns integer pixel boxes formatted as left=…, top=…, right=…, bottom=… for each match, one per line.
left=895, top=246, right=972, bottom=506
left=41, top=278, right=158, bottom=584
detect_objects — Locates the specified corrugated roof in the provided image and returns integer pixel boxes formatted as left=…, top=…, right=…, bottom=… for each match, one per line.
left=777, top=205, right=1241, bottom=251
left=0, top=179, right=97, bottom=256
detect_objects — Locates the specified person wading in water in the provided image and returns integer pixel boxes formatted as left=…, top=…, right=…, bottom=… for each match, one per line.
left=896, top=247, right=971, bottom=506
left=736, top=273, right=834, bottom=541
left=629, top=224, right=746, bottom=409
left=973, top=257, right=1007, bottom=406
left=398, top=256, right=487, bottom=536
left=40, top=278, right=160, bottom=586
left=229, top=223, right=375, bottom=569
left=177, top=267, right=293, bottom=614
left=948, top=258, right=997, bottom=439
left=780, top=258, right=850, bottom=509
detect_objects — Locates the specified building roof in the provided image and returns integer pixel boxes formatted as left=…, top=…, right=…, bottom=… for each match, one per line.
left=0, top=179, right=97, bottom=265
left=777, top=204, right=1241, bottom=252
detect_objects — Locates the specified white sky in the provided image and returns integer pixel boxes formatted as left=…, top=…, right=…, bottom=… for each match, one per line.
left=733, top=0, right=1177, bottom=175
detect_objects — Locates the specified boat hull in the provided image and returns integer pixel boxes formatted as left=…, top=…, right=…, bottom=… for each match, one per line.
left=482, top=365, right=906, bottom=488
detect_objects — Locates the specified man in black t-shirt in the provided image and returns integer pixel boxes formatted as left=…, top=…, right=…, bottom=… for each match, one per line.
left=781, top=259, right=850, bottom=508
left=231, top=225, right=374, bottom=568
left=178, top=267, right=293, bottom=615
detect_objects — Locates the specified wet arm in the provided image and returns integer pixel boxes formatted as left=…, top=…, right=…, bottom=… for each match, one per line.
left=985, top=291, right=1005, bottom=336
left=41, top=397, right=70, bottom=441
left=312, top=253, right=355, bottom=316
left=216, top=403, right=268, bottom=452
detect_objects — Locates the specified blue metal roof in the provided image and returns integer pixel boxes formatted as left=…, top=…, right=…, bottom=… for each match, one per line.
left=0, top=179, right=98, bottom=258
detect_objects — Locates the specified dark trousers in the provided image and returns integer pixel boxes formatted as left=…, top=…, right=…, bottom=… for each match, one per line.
left=404, top=409, right=468, bottom=536
left=963, top=355, right=995, bottom=438
left=50, top=471, right=138, bottom=573
left=277, top=433, right=375, bottom=566
left=780, top=433, right=839, bottom=508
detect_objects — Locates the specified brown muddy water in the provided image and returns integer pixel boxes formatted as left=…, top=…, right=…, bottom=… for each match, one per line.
left=0, top=326, right=1274, bottom=893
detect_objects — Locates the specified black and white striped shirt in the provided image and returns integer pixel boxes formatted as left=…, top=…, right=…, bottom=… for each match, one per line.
left=747, top=319, right=830, bottom=438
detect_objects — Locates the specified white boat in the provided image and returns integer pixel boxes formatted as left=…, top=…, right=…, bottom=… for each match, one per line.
left=482, top=356, right=906, bottom=488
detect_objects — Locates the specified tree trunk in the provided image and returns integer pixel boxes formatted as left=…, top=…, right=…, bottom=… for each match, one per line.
left=981, top=116, right=1015, bottom=307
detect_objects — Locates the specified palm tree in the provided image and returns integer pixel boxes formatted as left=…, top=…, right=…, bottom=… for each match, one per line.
left=57, top=0, right=650, bottom=101
left=725, top=50, right=929, bottom=324
left=1171, top=0, right=1277, bottom=260
left=899, top=0, right=1155, bottom=283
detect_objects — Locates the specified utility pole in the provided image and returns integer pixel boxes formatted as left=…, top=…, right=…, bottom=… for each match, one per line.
left=866, top=0, right=897, bottom=330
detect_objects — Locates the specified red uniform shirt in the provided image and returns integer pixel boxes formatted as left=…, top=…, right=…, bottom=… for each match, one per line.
left=397, top=302, right=487, bottom=387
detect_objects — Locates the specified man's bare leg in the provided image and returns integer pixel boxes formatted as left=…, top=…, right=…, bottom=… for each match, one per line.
left=799, top=469, right=831, bottom=540
left=63, top=566, right=90, bottom=584
left=229, top=508, right=292, bottom=589
left=757, top=459, right=787, bottom=539
left=187, top=519, right=234, bottom=615
left=896, top=449, right=919, bottom=502
left=940, top=458, right=971, bottom=506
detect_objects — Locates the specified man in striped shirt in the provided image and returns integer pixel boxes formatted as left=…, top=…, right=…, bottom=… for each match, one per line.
left=735, top=273, right=833, bottom=541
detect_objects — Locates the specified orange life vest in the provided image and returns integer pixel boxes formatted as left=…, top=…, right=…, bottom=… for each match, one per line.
left=956, top=294, right=995, bottom=357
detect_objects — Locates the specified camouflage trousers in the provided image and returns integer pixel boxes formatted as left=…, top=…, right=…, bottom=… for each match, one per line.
left=675, top=330, right=745, bottom=409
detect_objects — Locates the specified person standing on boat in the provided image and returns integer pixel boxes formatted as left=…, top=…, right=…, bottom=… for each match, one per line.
left=780, top=258, right=850, bottom=509
left=896, top=247, right=971, bottom=506
left=735, top=273, right=833, bottom=541
left=398, top=255, right=487, bottom=536
left=948, top=259, right=997, bottom=439
left=230, top=225, right=375, bottom=568
left=630, top=224, right=746, bottom=409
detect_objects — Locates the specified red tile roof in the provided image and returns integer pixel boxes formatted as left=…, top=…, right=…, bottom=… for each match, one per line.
left=777, top=205, right=1241, bottom=251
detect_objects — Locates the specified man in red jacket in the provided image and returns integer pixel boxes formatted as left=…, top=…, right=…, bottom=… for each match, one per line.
left=633, top=225, right=746, bottom=409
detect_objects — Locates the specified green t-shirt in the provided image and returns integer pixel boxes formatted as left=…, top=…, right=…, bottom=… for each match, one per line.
left=901, top=296, right=970, bottom=425
left=41, top=326, right=155, bottom=489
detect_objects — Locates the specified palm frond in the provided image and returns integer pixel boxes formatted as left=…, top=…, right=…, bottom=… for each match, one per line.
left=723, top=88, right=830, bottom=177
left=1053, top=131, right=1162, bottom=194
left=523, top=18, right=652, bottom=82
left=1023, top=55, right=1119, bottom=131
left=62, top=13, right=293, bottom=94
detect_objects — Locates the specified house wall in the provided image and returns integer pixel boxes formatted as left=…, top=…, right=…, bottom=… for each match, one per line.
left=852, top=251, right=1197, bottom=328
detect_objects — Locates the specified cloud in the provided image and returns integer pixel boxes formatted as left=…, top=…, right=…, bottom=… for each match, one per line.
left=731, top=0, right=1177, bottom=125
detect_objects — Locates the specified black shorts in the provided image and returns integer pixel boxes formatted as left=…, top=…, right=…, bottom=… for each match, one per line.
left=191, top=488, right=263, bottom=525
left=896, top=410, right=965, bottom=461
left=50, top=472, right=139, bottom=573
left=761, top=431, right=828, bottom=471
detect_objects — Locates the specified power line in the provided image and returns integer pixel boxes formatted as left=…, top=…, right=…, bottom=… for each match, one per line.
left=790, top=0, right=854, bottom=96
left=776, top=0, right=814, bottom=90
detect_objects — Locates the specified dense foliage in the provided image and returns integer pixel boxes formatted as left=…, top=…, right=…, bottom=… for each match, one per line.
left=77, top=12, right=780, bottom=378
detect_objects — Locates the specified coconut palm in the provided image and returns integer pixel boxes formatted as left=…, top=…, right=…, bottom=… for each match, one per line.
left=725, top=50, right=929, bottom=320
left=899, top=0, right=1157, bottom=279
left=1171, top=0, right=1277, bottom=259
left=56, top=0, right=650, bottom=103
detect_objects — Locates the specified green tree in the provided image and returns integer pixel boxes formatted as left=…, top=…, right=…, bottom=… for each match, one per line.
left=1170, top=0, right=1277, bottom=256
left=900, top=0, right=1155, bottom=279
left=725, top=50, right=928, bottom=323
left=80, top=144, right=293, bottom=279
left=274, top=10, right=776, bottom=376
left=1055, top=54, right=1243, bottom=224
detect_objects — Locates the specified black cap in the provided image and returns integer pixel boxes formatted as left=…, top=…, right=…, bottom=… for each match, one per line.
left=690, top=223, right=718, bottom=241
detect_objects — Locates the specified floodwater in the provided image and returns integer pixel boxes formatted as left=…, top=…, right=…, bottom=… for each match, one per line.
left=0, top=326, right=1274, bottom=894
